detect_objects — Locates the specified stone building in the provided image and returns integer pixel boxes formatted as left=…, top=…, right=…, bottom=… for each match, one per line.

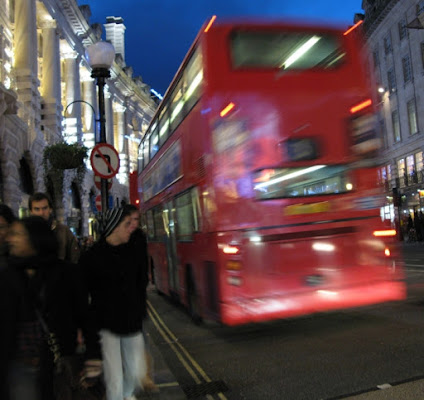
left=361, top=0, right=424, bottom=224
left=0, top=0, right=157, bottom=237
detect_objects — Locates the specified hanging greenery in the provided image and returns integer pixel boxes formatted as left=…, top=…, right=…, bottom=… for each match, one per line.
left=43, top=142, right=88, bottom=194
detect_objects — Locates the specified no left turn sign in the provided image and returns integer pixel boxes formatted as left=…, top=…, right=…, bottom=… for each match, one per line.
left=90, top=143, right=120, bottom=179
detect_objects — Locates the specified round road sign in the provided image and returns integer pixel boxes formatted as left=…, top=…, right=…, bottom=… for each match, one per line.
left=90, top=143, right=120, bottom=179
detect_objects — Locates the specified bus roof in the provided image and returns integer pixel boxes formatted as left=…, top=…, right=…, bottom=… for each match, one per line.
left=143, top=16, right=356, bottom=141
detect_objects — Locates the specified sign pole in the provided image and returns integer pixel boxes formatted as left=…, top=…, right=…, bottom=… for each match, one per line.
left=92, top=68, right=111, bottom=212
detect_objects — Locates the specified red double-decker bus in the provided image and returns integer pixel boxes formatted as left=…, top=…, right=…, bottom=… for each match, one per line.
left=137, top=17, right=406, bottom=326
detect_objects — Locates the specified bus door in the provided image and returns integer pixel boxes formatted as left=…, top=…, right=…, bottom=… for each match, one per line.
left=163, top=201, right=179, bottom=293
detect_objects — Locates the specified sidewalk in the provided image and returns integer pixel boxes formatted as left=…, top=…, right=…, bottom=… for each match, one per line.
left=342, top=378, right=424, bottom=400
left=140, top=323, right=187, bottom=400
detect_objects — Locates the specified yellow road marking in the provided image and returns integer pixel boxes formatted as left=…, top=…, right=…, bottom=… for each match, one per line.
left=147, top=300, right=228, bottom=400
left=156, top=381, right=180, bottom=388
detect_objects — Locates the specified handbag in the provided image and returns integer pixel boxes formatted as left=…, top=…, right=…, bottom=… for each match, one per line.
left=34, top=307, right=105, bottom=400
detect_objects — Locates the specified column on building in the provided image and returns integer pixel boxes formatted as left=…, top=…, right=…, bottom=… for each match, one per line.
left=14, top=0, right=40, bottom=127
left=114, top=103, right=128, bottom=184
left=81, top=72, right=97, bottom=150
left=129, top=113, right=142, bottom=173
left=40, top=20, right=62, bottom=143
left=63, top=53, right=83, bottom=143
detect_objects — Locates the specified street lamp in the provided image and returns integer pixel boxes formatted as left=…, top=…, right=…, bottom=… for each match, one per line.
left=85, top=41, right=115, bottom=212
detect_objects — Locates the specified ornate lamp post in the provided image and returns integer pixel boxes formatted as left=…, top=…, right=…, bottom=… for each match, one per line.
left=85, top=41, right=115, bottom=212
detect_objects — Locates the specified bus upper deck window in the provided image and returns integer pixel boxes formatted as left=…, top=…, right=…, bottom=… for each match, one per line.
left=230, top=31, right=345, bottom=71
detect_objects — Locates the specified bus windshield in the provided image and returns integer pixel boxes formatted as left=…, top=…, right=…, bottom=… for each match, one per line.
left=231, top=30, right=345, bottom=70
left=253, top=165, right=352, bottom=199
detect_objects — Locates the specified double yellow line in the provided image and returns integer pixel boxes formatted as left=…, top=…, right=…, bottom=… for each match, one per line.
left=147, top=300, right=228, bottom=400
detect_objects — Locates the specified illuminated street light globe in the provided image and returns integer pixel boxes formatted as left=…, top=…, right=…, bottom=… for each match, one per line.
left=85, top=41, right=115, bottom=70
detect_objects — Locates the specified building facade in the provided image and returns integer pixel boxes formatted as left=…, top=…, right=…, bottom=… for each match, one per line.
left=362, top=0, right=424, bottom=231
left=0, top=0, right=156, bottom=237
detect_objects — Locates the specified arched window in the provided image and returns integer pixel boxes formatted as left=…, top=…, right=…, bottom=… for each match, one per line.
left=19, top=157, right=34, bottom=195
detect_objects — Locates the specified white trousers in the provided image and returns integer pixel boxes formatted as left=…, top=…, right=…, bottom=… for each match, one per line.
left=99, top=330, right=146, bottom=400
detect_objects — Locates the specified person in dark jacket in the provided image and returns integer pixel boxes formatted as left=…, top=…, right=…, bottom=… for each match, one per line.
left=29, top=192, right=80, bottom=263
left=80, top=207, right=149, bottom=400
left=0, top=216, right=83, bottom=400
left=0, top=204, right=16, bottom=271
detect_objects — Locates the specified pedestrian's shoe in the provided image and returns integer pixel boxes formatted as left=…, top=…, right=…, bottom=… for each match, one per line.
left=142, top=376, right=160, bottom=393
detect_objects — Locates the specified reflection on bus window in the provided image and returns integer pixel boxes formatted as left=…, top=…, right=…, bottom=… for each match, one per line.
left=176, top=191, right=195, bottom=241
left=152, top=206, right=165, bottom=240
left=150, top=128, right=159, bottom=159
left=175, top=187, right=201, bottom=241
left=159, top=108, right=169, bottom=145
left=146, top=209, right=155, bottom=240
left=231, top=31, right=345, bottom=70
left=170, top=79, right=185, bottom=131
left=253, top=165, right=353, bottom=199
left=143, top=138, right=149, bottom=168
left=184, top=48, right=203, bottom=111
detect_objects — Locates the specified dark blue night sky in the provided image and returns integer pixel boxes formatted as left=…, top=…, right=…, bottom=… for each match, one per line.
left=82, top=0, right=363, bottom=95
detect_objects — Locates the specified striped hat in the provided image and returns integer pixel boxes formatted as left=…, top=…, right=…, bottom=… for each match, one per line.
left=98, top=207, right=124, bottom=238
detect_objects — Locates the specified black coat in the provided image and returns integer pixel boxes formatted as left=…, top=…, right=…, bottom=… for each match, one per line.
left=79, top=234, right=148, bottom=347
left=0, top=255, right=84, bottom=399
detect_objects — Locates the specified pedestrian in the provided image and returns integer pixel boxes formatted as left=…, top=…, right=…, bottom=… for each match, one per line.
left=29, top=192, right=80, bottom=263
left=414, top=213, right=422, bottom=241
left=0, top=204, right=16, bottom=270
left=80, top=207, right=148, bottom=400
left=124, top=204, right=158, bottom=393
left=0, top=216, right=84, bottom=400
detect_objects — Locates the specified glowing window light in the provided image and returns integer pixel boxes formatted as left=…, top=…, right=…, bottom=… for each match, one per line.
left=4, top=47, right=12, bottom=58
left=350, top=99, right=372, bottom=114
left=171, top=101, right=184, bottom=123
left=343, top=20, right=363, bottom=36
left=220, top=102, right=235, bottom=117
left=159, top=120, right=169, bottom=137
left=280, top=36, right=321, bottom=69
left=254, top=165, right=325, bottom=190
left=204, top=15, right=217, bottom=33
left=185, top=71, right=203, bottom=99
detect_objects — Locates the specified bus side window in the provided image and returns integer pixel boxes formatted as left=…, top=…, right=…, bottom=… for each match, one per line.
left=184, top=47, right=203, bottom=112
left=191, top=187, right=201, bottom=232
left=175, top=189, right=199, bottom=241
left=146, top=209, right=155, bottom=240
left=150, top=127, right=159, bottom=160
left=169, top=79, right=185, bottom=132
left=152, top=206, right=165, bottom=241
left=143, top=136, right=150, bottom=168
left=159, top=108, right=170, bottom=146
